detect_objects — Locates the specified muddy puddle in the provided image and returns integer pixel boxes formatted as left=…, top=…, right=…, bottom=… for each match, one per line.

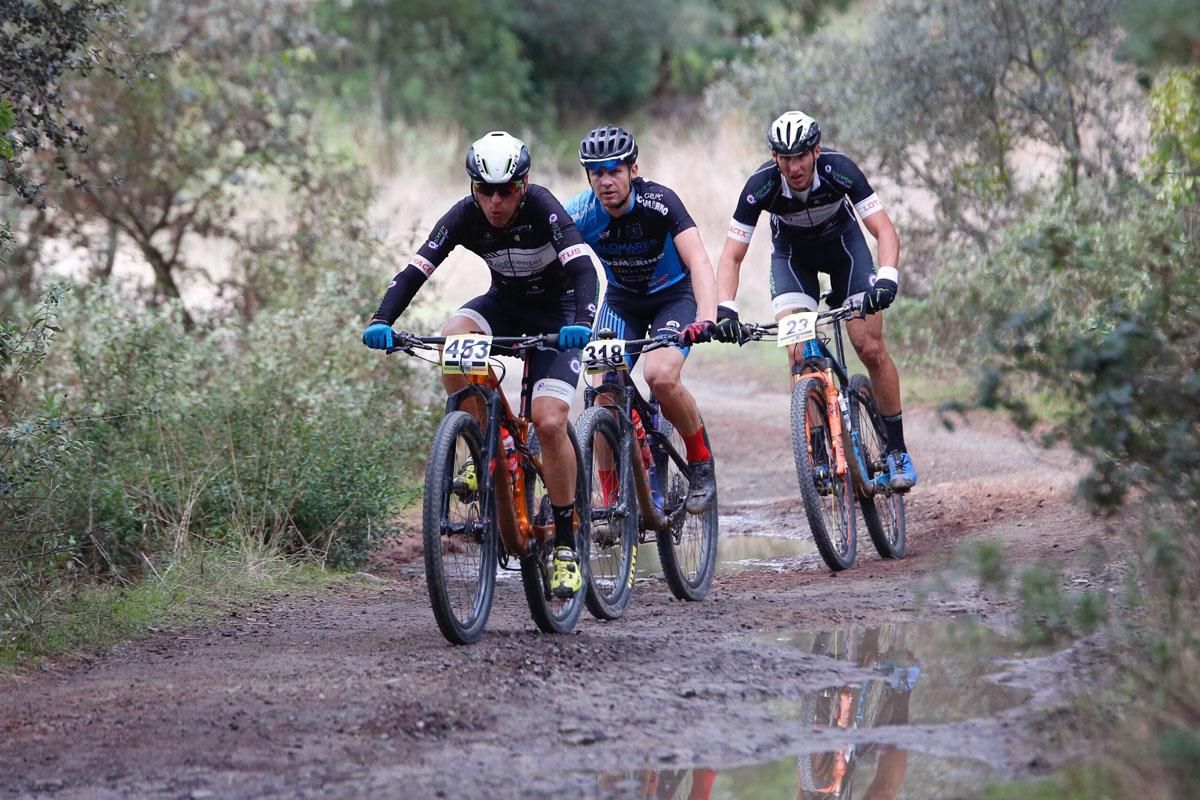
left=632, top=533, right=816, bottom=581
left=593, top=619, right=1049, bottom=799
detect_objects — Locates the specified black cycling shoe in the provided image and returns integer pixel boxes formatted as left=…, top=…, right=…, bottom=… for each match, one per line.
left=685, top=459, right=716, bottom=514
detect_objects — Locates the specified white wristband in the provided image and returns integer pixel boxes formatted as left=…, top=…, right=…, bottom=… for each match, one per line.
left=877, top=266, right=899, bottom=284
left=718, top=300, right=740, bottom=314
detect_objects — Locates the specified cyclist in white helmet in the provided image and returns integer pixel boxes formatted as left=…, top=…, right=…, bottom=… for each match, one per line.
left=363, top=130, right=601, bottom=597
left=714, top=111, right=917, bottom=490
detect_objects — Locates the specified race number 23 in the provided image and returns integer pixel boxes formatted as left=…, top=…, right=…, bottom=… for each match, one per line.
left=777, top=312, right=818, bottom=347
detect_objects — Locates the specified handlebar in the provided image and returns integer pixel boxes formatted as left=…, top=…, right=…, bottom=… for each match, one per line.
left=385, top=330, right=561, bottom=355
left=592, top=329, right=684, bottom=352
left=740, top=300, right=866, bottom=342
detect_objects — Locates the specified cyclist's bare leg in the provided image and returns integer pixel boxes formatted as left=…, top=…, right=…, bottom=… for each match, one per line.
left=645, top=345, right=716, bottom=513
left=530, top=396, right=576, bottom=506
left=846, top=313, right=901, bottom=417
left=439, top=315, right=488, bottom=422
left=642, top=347, right=701, bottom=437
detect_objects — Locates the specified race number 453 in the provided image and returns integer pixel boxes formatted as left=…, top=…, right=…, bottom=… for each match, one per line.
left=442, top=334, right=492, bottom=375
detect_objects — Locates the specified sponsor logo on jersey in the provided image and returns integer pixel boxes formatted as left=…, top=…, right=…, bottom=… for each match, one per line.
left=412, top=254, right=436, bottom=277
left=728, top=221, right=754, bottom=243
left=640, top=198, right=669, bottom=216
left=665, top=319, right=681, bottom=329
left=427, top=225, right=449, bottom=250
left=549, top=213, right=558, bottom=223
left=626, top=223, right=643, bottom=239
left=746, top=193, right=757, bottom=205
left=855, top=194, right=883, bottom=217
left=559, top=244, right=587, bottom=263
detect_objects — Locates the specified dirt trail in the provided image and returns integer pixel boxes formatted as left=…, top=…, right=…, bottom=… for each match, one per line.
left=0, top=358, right=1104, bottom=799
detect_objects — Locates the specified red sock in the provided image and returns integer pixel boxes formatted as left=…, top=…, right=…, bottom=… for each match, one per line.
left=683, top=425, right=711, bottom=463
left=598, top=468, right=618, bottom=504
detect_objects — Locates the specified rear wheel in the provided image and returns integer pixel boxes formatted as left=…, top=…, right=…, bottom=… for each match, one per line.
left=520, top=423, right=588, bottom=634
left=422, top=411, right=496, bottom=645
left=576, top=406, right=637, bottom=620
left=655, top=417, right=718, bottom=601
left=848, top=374, right=906, bottom=559
left=790, top=376, right=856, bottom=571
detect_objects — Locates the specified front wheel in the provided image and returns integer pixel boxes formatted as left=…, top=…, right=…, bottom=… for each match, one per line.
left=576, top=406, right=637, bottom=620
left=790, top=377, right=856, bottom=571
left=655, top=417, right=718, bottom=601
left=422, top=410, right=497, bottom=645
left=848, top=374, right=906, bottom=559
left=519, top=423, right=588, bottom=634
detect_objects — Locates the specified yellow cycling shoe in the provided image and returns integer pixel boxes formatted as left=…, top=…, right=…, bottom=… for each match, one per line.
left=549, top=546, right=582, bottom=598
left=452, top=459, right=478, bottom=500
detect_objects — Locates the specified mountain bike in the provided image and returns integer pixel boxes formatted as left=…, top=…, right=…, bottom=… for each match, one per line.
left=386, top=330, right=589, bottom=644
left=573, top=332, right=719, bottom=618
left=742, top=302, right=906, bottom=571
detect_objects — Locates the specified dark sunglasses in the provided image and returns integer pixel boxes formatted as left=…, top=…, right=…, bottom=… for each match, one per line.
left=473, top=179, right=524, bottom=198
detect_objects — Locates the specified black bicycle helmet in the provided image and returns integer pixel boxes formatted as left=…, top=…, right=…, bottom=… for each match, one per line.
left=767, top=111, right=821, bottom=156
left=578, top=125, right=638, bottom=165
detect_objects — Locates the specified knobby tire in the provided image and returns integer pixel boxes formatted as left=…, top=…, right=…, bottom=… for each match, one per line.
left=422, top=410, right=496, bottom=645
left=848, top=374, right=906, bottom=559
left=576, top=406, right=637, bottom=620
left=655, top=417, right=719, bottom=601
left=519, top=423, right=588, bottom=634
left=790, top=376, right=857, bottom=571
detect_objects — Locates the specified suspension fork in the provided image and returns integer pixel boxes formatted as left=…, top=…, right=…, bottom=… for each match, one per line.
left=792, top=346, right=850, bottom=481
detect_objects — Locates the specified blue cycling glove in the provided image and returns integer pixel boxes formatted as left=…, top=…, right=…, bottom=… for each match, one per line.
left=362, top=322, right=394, bottom=350
left=557, top=324, right=592, bottom=350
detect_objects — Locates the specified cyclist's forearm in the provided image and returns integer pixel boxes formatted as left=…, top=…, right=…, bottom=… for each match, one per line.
left=676, top=228, right=718, bottom=320
left=371, top=264, right=427, bottom=325
left=564, top=256, right=600, bottom=326
left=716, top=243, right=746, bottom=303
left=865, top=211, right=900, bottom=272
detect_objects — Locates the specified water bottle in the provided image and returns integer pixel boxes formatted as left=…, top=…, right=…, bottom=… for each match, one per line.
left=501, top=430, right=519, bottom=475
left=630, top=410, right=652, bottom=468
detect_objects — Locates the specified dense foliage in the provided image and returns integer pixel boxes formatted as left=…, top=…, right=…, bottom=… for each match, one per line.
left=311, top=0, right=845, bottom=133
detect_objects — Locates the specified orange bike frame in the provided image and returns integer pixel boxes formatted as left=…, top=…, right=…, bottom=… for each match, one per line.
left=791, top=352, right=851, bottom=481
left=466, top=369, right=555, bottom=558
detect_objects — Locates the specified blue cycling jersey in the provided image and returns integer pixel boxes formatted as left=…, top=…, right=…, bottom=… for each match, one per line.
left=566, top=177, right=696, bottom=295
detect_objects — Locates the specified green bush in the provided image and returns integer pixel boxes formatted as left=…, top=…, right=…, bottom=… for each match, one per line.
left=39, top=282, right=437, bottom=573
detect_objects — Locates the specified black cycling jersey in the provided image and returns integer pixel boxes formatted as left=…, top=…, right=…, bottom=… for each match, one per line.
left=567, top=177, right=696, bottom=294
left=371, top=184, right=599, bottom=327
left=728, top=150, right=884, bottom=243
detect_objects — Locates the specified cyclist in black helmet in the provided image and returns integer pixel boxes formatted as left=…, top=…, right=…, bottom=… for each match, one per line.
left=362, top=130, right=602, bottom=597
left=714, top=111, right=918, bottom=491
left=566, top=124, right=719, bottom=513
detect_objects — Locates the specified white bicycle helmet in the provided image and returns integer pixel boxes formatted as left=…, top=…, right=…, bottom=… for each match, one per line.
left=767, top=111, right=821, bottom=155
left=465, top=131, right=531, bottom=183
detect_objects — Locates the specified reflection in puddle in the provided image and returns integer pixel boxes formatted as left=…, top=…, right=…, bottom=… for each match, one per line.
left=634, top=534, right=815, bottom=580
left=594, top=621, right=1039, bottom=799
left=773, top=621, right=1033, bottom=724
left=595, top=754, right=996, bottom=799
